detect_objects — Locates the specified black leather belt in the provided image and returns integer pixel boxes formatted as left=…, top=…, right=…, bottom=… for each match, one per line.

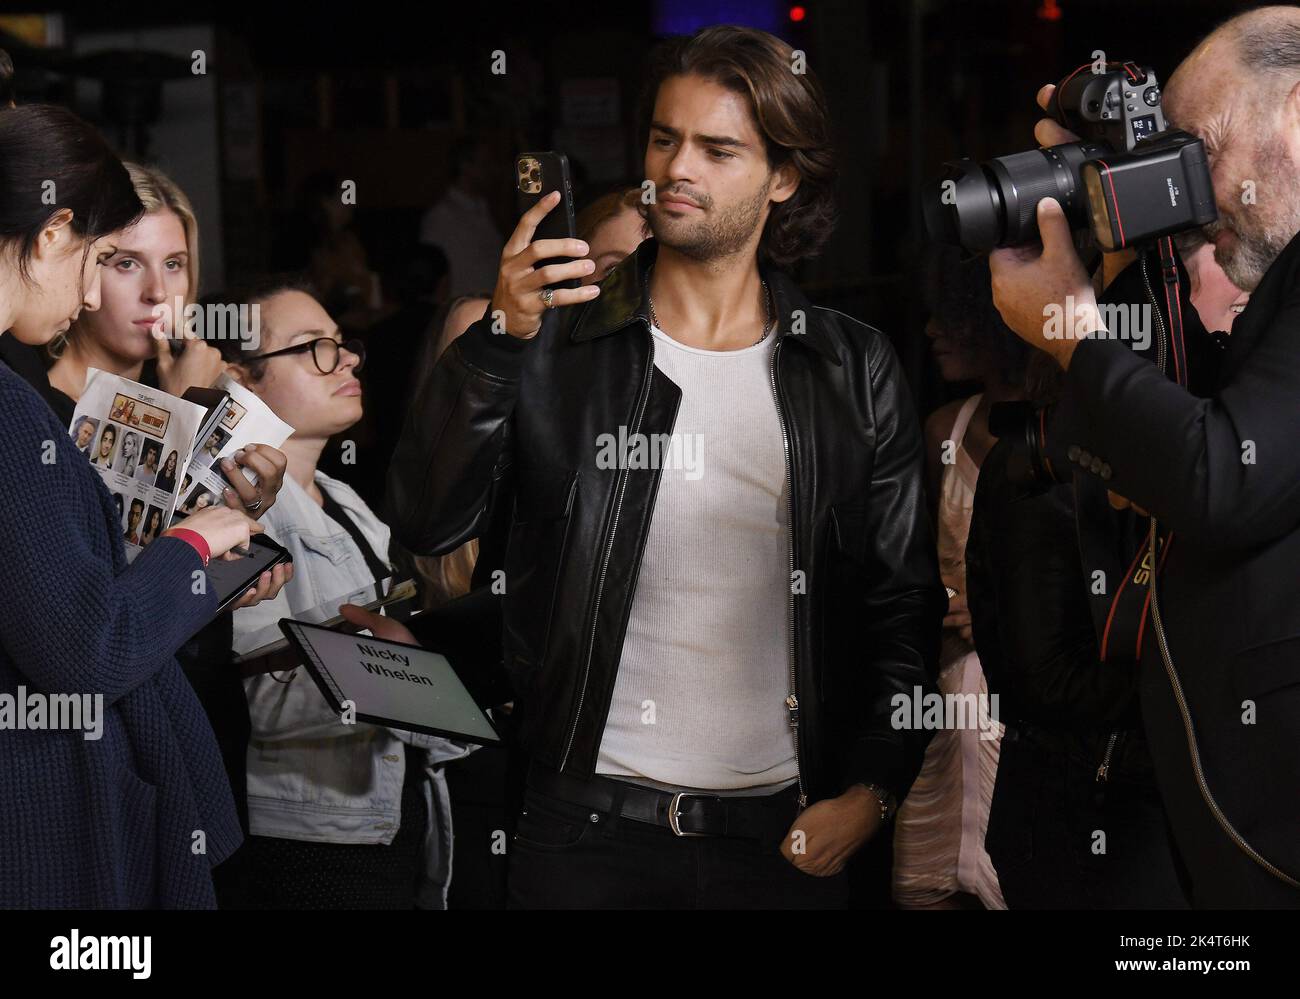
left=527, top=763, right=801, bottom=841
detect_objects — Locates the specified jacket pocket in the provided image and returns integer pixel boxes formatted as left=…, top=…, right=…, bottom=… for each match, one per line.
left=503, top=471, right=579, bottom=688
left=829, top=500, right=870, bottom=568
left=1232, top=633, right=1300, bottom=699
left=821, top=499, right=873, bottom=707
left=984, top=733, right=1040, bottom=873
left=113, top=766, right=159, bottom=908
left=299, top=529, right=358, bottom=566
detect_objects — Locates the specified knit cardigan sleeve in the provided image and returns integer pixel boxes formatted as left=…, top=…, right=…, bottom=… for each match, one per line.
left=0, top=373, right=217, bottom=704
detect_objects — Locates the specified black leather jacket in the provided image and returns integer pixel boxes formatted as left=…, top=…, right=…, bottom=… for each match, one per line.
left=387, top=240, right=945, bottom=804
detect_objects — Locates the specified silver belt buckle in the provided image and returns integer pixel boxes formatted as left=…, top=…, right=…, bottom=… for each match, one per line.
left=667, top=792, right=710, bottom=837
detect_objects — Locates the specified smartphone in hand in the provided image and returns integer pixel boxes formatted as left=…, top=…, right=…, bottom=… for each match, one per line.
left=515, top=151, right=579, bottom=290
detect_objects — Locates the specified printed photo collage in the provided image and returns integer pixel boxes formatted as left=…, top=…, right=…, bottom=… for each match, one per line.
left=68, top=371, right=293, bottom=561
left=170, top=376, right=291, bottom=521
left=71, top=392, right=183, bottom=556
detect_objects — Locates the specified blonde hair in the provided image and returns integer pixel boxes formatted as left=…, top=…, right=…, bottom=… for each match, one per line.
left=412, top=541, right=480, bottom=610
left=51, top=163, right=200, bottom=359
left=576, top=187, right=644, bottom=244
left=124, top=162, right=201, bottom=296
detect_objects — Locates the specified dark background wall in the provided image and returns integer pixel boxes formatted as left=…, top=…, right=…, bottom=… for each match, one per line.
left=0, top=0, right=1256, bottom=415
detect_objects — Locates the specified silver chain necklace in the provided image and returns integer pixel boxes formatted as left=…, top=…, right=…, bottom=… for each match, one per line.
left=647, top=268, right=774, bottom=346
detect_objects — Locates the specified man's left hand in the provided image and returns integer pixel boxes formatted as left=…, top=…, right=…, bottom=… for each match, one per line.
left=779, top=784, right=882, bottom=876
left=989, top=197, right=1104, bottom=370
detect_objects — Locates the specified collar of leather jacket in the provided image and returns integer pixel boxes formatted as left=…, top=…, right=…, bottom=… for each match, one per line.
left=569, top=238, right=842, bottom=366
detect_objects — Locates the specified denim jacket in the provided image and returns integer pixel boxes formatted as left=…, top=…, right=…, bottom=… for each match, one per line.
left=233, top=471, right=472, bottom=908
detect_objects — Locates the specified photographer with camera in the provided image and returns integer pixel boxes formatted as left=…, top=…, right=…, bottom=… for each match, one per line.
left=983, top=7, right=1300, bottom=907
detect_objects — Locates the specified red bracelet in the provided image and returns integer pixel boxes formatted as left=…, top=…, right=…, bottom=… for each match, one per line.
left=163, top=527, right=210, bottom=567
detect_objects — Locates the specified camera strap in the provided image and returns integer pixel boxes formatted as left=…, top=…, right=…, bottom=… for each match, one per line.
left=1081, top=239, right=1187, bottom=662
left=1076, top=470, right=1173, bottom=663
left=1143, top=242, right=1300, bottom=889
left=1137, top=237, right=1187, bottom=639
left=1158, top=236, right=1189, bottom=389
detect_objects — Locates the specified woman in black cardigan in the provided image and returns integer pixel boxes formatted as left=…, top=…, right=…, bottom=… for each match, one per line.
left=0, top=93, right=269, bottom=907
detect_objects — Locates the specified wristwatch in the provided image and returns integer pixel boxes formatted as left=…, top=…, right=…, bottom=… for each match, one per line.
left=862, top=783, right=898, bottom=823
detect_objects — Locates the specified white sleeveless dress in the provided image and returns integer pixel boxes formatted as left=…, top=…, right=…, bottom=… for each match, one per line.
left=892, top=393, right=1006, bottom=909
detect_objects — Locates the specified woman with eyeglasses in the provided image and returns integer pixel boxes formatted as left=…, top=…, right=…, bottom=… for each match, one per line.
left=219, top=278, right=470, bottom=909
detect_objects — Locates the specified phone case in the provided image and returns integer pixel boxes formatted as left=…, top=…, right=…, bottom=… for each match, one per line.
left=515, top=151, right=579, bottom=290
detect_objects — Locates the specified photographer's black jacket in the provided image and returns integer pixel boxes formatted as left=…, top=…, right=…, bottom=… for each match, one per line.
left=387, top=239, right=945, bottom=804
left=1042, top=233, right=1300, bottom=899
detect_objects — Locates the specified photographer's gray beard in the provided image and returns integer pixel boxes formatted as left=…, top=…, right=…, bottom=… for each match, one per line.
left=1215, top=216, right=1294, bottom=291
left=1211, top=135, right=1300, bottom=292
left=648, top=180, right=769, bottom=263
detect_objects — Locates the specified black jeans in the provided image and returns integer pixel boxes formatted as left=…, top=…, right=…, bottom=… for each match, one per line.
left=986, top=728, right=1189, bottom=909
left=506, top=783, right=850, bottom=909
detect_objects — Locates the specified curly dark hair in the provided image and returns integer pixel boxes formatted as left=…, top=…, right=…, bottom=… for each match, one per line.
left=923, top=245, right=1064, bottom=401
left=639, top=25, right=837, bottom=269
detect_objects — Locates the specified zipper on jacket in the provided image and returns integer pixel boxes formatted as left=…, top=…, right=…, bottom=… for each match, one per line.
left=1140, top=253, right=1169, bottom=376
left=560, top=323, right=656, bottom=771
left=770, top=339, right=807, bottom=808
left=1095, top=730, right=1119, bottom=782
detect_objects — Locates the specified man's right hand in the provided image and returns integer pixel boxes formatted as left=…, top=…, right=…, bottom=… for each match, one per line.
left=490, top=190, right=601, bottom=338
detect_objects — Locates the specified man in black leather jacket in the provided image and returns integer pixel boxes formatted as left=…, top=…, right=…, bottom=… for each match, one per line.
left=387, top=25, right=943, bottom=908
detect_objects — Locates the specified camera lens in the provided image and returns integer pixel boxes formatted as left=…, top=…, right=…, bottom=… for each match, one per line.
left=922, top=160, right=1004, bottom=251
left=924, top=141, right=1104, bottom=252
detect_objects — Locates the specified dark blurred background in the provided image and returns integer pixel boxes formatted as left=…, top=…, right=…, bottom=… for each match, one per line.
left=0, top=0, right=1254, bottom=438
left=0, top=0, right=1259, bottom=909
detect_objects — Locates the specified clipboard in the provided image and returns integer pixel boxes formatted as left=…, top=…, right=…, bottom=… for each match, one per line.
left=233, top=577, right=418, bottom=664
left=277, top=618, right=501, bottom=746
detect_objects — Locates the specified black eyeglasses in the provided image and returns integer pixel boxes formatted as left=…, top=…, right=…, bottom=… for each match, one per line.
left=246, top=336, right=366, bottom=374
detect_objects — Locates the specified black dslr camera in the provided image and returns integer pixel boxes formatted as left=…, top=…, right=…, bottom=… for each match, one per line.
left=925, top=61, right=1217, bottom=253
